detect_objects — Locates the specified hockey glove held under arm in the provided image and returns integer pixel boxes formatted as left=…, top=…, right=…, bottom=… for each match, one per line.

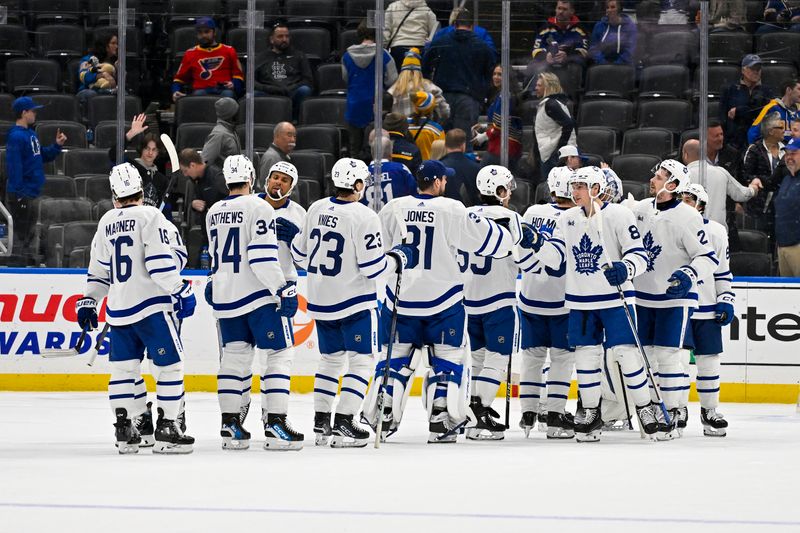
left=277, top=281, right=298, bottom=318
left=76, top=297, right=98, bottom=331
left=171, top=280, right=197, bottom=320
left=275, top=217, right=300, bottom=244
left=603, top=260, right=635, bottom=287
left=386, top=243, right=415, bottom=273
left=666, top=267, right=695, bottom=299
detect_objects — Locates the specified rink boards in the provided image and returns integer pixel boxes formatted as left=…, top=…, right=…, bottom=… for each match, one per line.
left=0, top=269, right=798, bottom=403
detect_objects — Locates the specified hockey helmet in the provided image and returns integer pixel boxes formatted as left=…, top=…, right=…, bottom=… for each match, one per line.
left=266, top=160, right=299, bottom=200
left=652, top=159, right=690, bottom=193
left=547, top=166, right=573, bottom=199
left=109, top=162, right=143, bottom=199
left=569, top=165, right=606, bottom=197
left=680, top=182, right=709, bottom=207
left=476, top=165, right=516, bottom=201
left=331, top=157, right=370, bottom=190
left=601, top=167, right=623, bottom=203
left=223, top=154, right=256, bottom=188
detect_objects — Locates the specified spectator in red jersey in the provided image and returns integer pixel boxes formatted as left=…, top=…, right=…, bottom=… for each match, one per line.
left=171, top=17, right=244, bottom=102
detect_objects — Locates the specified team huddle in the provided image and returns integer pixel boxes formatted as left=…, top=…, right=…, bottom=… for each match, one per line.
left=75, top=152, right=734, bottom=454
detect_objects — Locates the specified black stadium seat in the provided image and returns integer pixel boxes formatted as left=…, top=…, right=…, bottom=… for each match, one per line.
left=63, top=149, right=113, bottom=177
left=295, top=125, right=340, bottom=155
left=80, top=175, right=113, bottom=202
left=226, top=27, right=269, bottom=58
left=316, top=63, right=346, bottom=95
left=0, top=25, right=30, bottom=63
left=760, top=63, right=798, bottom=94
left=35, top=24, right=86, bottom=61
left=299, top=97, right=346, bottom=127
left=621, top=128, right=674, bottom=158
left=756, top=32, right=800, bottom=63
left=175, top=95, right=221, bottom=125
left=226, top=0, right=281, bottom=26
left=700, top=64, right=740, bottom=97
left=236, top=123, right=275, bottom=151
left=33, top=197, right=94, bottom=255
left=639, top=65, right=690, bottom=99
left=736, top=229, right=771, bottom=254
left=176, top=122, right=215, bottom=151
left=46, top=221, right=98, bottom=268
left=29, top=94, right=81, bottom=122
left=168, top=0, right=223, bottom=28
left=171, top=26, right=199, bottom=59
left=93, top=199, right=114, bottom=220
left=584, top=64, right=635, bottom=98
left=709, top=32, right=752, bottom=62
left=621, top=180, right=648, bottom=200
left=86, top=95, right=141, bottom=128
left=637, top=99, right=693, bottom=134
left=577, top=99, right=635, bottom=132
left=236, top=96, right=292, bottom=124
left=290, top=151, right=326, bottom=186
left=576, top=126, right=618, bottom=162
left=40, top=175, right=77, bottom=198
left=35, top=120, right=87, bottom=149
left=338, top=29, right=359, bottom=56
left=5, top=58, right=61, bottom=94
left=285, top=0, right=339, bottom=22
left=730, top=252, right=772, bottom=276
left=28, top=0, right=82, bottom=25
left=646, top=30, right=698, bottom=66
left=93, top=121, right=131, bottom=150
left=288, top=27, right=332, bottom=60
left=86, top=0, right=143, bottom=26
left=612, top=154, right=661, bottom=183
left=534, top=181, right=550, bottom=204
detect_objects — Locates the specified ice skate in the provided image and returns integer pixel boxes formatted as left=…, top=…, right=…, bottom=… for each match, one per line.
left=330, top=413, right=370, bottom=448
left=635, top=402, right=660, bottom=437
left=676, top=406, right=688, bottom=436
left=153, top=418, right=194, bottom=454
left=546, top=411, right=575, bottom=439
left=701, top=407, right=728, bottom=437
left=574, top=404, right=602, bottom=442
left=537, top=410, right=548, bottom=432
left=428, top=406, right=460, bottom=443
left=133, top=402, right=154, bottom=448
left=220, top=413, right=250, bottom=450
left=519, top=411, right=536, bottom=438
left=364, top=406, right=397, bottom=442
left=466, top=399, right=505, bottom=441
left=264, top=413, right=304, bottom=451
left=114, top=408, right=141, bottom=455
left=654, top=407, right=679, bottom=441
left=314, top=411, right=332, bottom=446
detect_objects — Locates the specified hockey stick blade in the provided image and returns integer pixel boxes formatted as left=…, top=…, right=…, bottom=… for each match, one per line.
left=41, top=326, right=89, bottom=358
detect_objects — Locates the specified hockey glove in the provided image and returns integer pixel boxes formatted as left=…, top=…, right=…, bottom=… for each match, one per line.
left=171, top=280, right=197, bottom=320
left=666, top=268, right=694, bottom=299
left=277, top=281, right=298, bottom=318
left=603, top=260, right=634, bottom=287
left=714, top=296, right=735, bottom=326
left=275, top=217, right=300, bottom=244
left=204, top=276, right=213, bottom=307
left=76, top=297, right=98, bottom=331
left=386, top=243, right=415, bottom=273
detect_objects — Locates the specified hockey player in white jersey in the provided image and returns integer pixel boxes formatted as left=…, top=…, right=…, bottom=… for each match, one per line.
left=631, top=160, right=718, bottom=439
left=286, top=158, right=412, bottom=448
left=205, top=155, right=303, bottom=451
left=679, top=183, right=733, bottom=436
left=363, top=160, right=535, bottom=443
left=518, top=166, right=575, bottom=439
left=528, top=166, right=662, bottom=441
left=77, top=163, right=197, bottom=454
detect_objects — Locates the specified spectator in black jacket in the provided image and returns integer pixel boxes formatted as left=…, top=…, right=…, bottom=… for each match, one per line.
left=742, top=112, right=786, bottom=237
left=438, top=128, right=481, bottom=206
left=254, top=22, right=314, bottom=121
left=179, top=148, right=226, bottom=250
left=764, top=138, right=800, bottom=276
left=383, top=112, right=423, bottom=173
left=719, top=54, right=774, bottom=151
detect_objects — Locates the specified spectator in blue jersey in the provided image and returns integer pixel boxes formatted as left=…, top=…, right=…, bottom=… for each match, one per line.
left=758, top=1, right=800, bottom=34
left=383, top=112, right=423, bottom=172
left=343, top=20, right=398, bottom=160
left=589, top=0, right=637, bottom=65
left=5, top=97, right=67, bottom=256
left=76, top=32, right=118, bottom=113
left=748, top=78, right=800, bottom=145
left=765, top=138, right=800, bottom=276
left=426, top=7, right=497, bottom=61
left=439, top=129, right=481, bottom=206
left=530, top=1, right=589, bottom=69
left=719, top=54, right=774, bottom=151
left=362, top=136, right=417, bottom=212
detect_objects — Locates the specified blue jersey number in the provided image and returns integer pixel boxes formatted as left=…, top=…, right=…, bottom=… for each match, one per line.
left=406, top=225, right=434, bottom=270
left=109, top=235, right=133, bottom=283
left=308, top=228, right=344, bottom=276
left=628, top=225, right=640, bottom=240
left=457, top=250, right=493, bottom=275
left=698, top=229, right=709, bottom=245
left=365, top=232, right=382, bottom=250
left=209, top=227, right=241, bottom=274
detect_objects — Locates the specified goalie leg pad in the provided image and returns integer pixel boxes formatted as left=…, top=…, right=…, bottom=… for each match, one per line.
left=612, top=345, right=652, bottom=408
left=109, top=359, right=143, bottom=416
left=696, top=354, right=721, bottom=409
left=546, top=348, right=574, bottom=414
left=600, top=348, right=628, bottom=425
left=423, top=345, right=471, bottom=423
left=152, top=361, right=185, bottom=421
left=474, top=350, right=505, bottom=408
left=653, top=346, right=683, bottom=409
left=314, top=351, right=345, bottom=414
left=218, top=341, right=254, bottom=415
left=362, top=343, right=418, bottom=430
left=338, top=351, right=373, bottom=415
left=519, top=347, right=547, bottom=413
left=258, top=346, right=293, bottom=416
left=574, top=345, right=603, bottom=408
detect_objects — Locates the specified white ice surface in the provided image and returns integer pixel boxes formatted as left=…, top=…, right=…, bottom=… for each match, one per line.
left=1, top=393, right=799, bottom=533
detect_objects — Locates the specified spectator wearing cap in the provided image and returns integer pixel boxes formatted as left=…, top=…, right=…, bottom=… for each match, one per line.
left=439, top=128, right=481, bottom=206
left=171, top=17, right=244, bottom=102
left=343, top=20, right=399, bottom=160
left=719, top=54, right=774, bottom=151
left=427, top=7, right=497, bottom=61
left=748, top=78, right=800, bottom=145
left=408, top=91, right=445, bottom=160
left=742, top=112, right=786, bottom=237
left=383, top=111, right=423, bottom=172
left=589, top=0, right=637, bottom=65
left=530, top=0, right=589, bottom=69
left=362, top=135, right=417, bottom=212
left=765, top=138, right=800, bottom=275
left=557, top=145, right=585, bottom=170
left=201, top=97, right=241, bottom=168
left=384, top=0, right=439, bottom=69
left=533, top=71, right=576, bottom=182
left=388, top=48, right=449, bottom=122
left=253, top=22, right=313, bottom=121
left=422, top=8, right=494, bottom=139
left=5, top=97, right=66, bottom=256
left=257, top=121, right=296, bottom=191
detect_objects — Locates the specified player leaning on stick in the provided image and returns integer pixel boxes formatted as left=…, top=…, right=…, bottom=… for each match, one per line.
left=631, top=160, right=718, bottom=440
left=77, top=163, right=197, bottom=454
left=678, top=183, right=733, bottom=437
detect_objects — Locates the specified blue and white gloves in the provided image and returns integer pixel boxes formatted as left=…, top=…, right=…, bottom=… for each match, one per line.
left=386, top=243, right=416, bottom=273
left=76, top=297, right=98, bottom=331
left=715, top=293, right=735, bottom=326
left=275, top=217, right=300, bottom=244
left=518, top=222, right=542, bottom=251
left=603, top=260, right=635, bottom=287
left=277, top=281, right=298, bottom=318
left=171, top=280, right=197, bottom=319
left=666, top=267, right=696, bottom=299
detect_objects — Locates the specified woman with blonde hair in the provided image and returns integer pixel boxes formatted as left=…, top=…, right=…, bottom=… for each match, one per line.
left=388, top=48, right=449, bottom=122
left=532, top=71, right=575, bottom=180
left=429, top=139, right=446, bottom=160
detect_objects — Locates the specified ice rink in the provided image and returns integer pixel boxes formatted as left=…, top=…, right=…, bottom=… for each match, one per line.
left=1, top=392, right=798, bottom=533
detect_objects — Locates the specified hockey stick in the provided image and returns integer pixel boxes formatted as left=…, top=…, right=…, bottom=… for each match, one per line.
left=87, top=323, right=111, bottom=367
left=504, top=351, right=512, bottom=430
left=615, top=360, right=635, bottom=432
left=159, top=133, right=180, bottom=212
left=374, top=269, right=403, bottom=449
left=41, top=324, right=90, bottom=358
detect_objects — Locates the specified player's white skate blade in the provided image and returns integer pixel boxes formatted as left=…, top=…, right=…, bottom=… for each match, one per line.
left=428, top=431, right=458, bottom=443
left=263, top=436, right=303, bottom=451
left=116, top=440, right=140, bottom=454
left=546, top=426, right=575, bottom=439
left=703, top=425, right=727, bottom=437
left=153, top=441, right=193, bottom=454
left=314, top=433, right=330, bottom=446
left=330, top=434, right=369, bottom=448
left=575, top=430, right=601, bottom=442
left=655, top=429, right=678, bottom=441
left=465, top=427, right=505, bottom=441
left=139, top=435, right=155, bottom=447
left=602, top=420, right=630, bottom=432
left=222, top=436, right=250, bottom=450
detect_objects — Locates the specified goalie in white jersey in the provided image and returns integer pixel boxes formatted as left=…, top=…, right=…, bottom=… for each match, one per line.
left=287, top=158, right=412, bottom=448
left=631, top=160, right=718, bottom=439
left=205, top=155, right=303, bottom=451
left=77, top=163, right=197, bottom=454
left=679, top=183, right=733, bottom=436
left=363, top=160, right=536, bottom=443
left=530, top=166, right=663, bottom=441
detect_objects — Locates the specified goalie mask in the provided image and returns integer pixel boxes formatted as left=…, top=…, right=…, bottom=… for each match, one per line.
left=601, top=168, right=623, bottom=203
left=476, top=165, right=516, bottom=202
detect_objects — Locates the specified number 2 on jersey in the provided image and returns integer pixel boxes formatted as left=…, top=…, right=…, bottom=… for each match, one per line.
left=308, top=228, right=344, bottom=276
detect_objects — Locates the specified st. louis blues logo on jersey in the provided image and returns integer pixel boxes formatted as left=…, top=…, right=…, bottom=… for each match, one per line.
left=572, top=234, right=603, bottom=275
left=642, top=231, right=662, bottom=272
left=198, top=56, right=225, bottom=80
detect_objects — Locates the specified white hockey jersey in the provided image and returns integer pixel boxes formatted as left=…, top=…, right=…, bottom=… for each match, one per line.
left=265, top=195, right=306, bottom=283
left=518, top=203, right=570, bottom=316
left=206, top=194, right=286, bottom=319
left=85, top=205, right=186, bottom=326
left=694, top=218, right=734, bottom=320
left=379, top=194, right=520, bottom=317
left=461, top=204, right=525, bottom=315
left=537, top=202, right=648, bottom=311
left=631, top=198, right=719, bottom=309
left=291, top=197, right=390, bottom=321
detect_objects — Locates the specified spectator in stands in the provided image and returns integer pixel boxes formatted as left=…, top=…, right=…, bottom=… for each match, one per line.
left=708, top=119, right=743, bottom=179
left=472, top=65, right=523, bottom=171
left=423, top=8, right=494, bottom=138
left=719, top=54, right=774, bottom=151
left=748, top=78, right=800, bottom=145
left=408, top=91, right=445, bottom=160
left=201, top=97, right=241, bottom=168
left=389, top=48, right=449, bottom=123
left=429, top=139, right=446, bottom=160
left=532, top=72, right=576, bottom=181
left=383, top=112, right=423, bottom=172
left=530, top=1, right=589, bottom=70
left=427, top=7, right=497, bottom=61
left=589, top=0, right=637, bottom=65
left=792, top=120, right=800, bottom=141
left=343, top=20, right=398, bottom=160
left=765, top=138, right=800, bottom=276
left=682, top=139, right=761, bottom=228
left=558, top=145, right=586, bottom=170
left=439, top=129, right=481, bottom=206
left=77, top=33, right=118, bottom=110
left=253, top=22, right=313, bottom=121
left=256, top=121, right=295, bottom=192
left=363, top=135, right=417, bottom=212
left=180, top=148, right=226, bottom=251
left=709, top=0, right=746, bottom=31
left=384, top=0, right=439, bottom=69
left=171, top=17, right=244, bottom=102
left=742, top=112, right=786, bottom=236
left=658, top=0, right=692, bottom=24
left=5, top=97, right=66, bottom=257
left=758, top=1, right=800, bottom=34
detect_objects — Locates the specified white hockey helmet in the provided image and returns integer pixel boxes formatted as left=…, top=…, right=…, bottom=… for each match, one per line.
left=266, top=160, right=299, bottom=200
left=223, top=154, right=256, bottom=188
left=331, top=157, right=370, bottom=190
left=601, top=167, right=623, bottom=203
left=109, top=162, right=143, bottom=199
left=547, top=166, right=573, bottom=199
left=569, top=166, right=606, bottom=197
left=680, top=182, right=709, bottom=207
left=476, top=165, right=516, bottom=201
left=653, top=159, right=690, bottom=193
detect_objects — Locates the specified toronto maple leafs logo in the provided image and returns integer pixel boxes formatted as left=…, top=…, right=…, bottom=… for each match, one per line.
left=643, top=231, right=662, bottom=272
left=572, top=234, right=603, bottom=275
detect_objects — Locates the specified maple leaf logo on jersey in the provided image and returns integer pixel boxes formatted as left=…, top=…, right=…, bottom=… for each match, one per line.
left=643, top=231, right=662, bottom=272
left=198, top=56, right=225, bottom=80
left=572, top=234, right=603, bottom=275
